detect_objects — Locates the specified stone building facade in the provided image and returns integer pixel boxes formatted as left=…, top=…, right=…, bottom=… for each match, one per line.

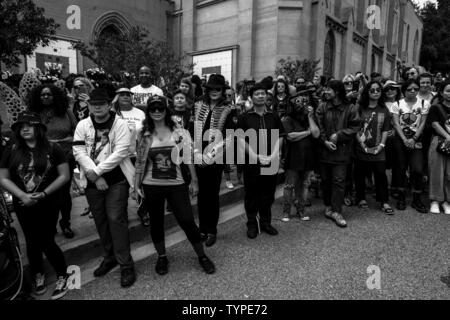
left=4, top=0, right=423, bottom=85
left=170, top=0, right=423, bottom=85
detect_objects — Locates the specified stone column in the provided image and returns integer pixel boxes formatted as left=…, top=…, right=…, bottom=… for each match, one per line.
left=237, top=0, right=255, bottom=80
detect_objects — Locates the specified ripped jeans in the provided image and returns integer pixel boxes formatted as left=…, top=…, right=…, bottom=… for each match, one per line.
left=283, top=170, right=313, bottom=216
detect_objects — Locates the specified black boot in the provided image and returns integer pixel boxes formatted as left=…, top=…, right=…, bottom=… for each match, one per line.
left=411, top=193, right=428, bottom=214
left=396, top=191, right=406, bottom=211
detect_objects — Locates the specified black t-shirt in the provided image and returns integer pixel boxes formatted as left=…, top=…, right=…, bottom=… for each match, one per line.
left=354, top=105, right=391, bottom=162
left=87, top=113, right=126, bottom=188
left=282, top=114, right=315, bottom=171
left=237, top=110, right=286, bottom=176
left=73, top=100, right=90, bottom=122
left=428, top=103, right=450, bottom=136
left=0, top=143, right=66, bottom=195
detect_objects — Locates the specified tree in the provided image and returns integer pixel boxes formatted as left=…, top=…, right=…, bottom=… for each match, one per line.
left=275, top=57, right=321, bottom=83
left=0, top=0, right=59, bottom=69
left=73, top=26, right=193, bottom=91
left=419, top=0, right=450, bottom=73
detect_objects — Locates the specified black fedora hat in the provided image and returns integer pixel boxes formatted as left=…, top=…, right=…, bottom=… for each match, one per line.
left=11, top=112, right=47, bottom=131
left=89, top=88, right=110, bottom=105
left=205, top=74, right=226, bottom=90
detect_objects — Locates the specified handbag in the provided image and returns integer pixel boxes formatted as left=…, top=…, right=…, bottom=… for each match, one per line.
left=434, top=104, right=450, bottom=157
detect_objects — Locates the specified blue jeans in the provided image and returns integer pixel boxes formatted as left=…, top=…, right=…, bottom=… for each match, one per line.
left=85, top=180, right=134, bottom=269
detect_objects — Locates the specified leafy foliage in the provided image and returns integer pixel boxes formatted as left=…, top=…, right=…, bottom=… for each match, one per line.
left=419, top=0, right=450, bottom=72
left=275, top=57, right=321, bottom=83
left=0, top=0, right=59, bottom=68
left=73, top=26, right=193, bottom=91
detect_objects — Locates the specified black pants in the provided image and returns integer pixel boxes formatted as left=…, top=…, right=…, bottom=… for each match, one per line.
left=58, top=156, right=75, bottom=229
left=392, top=135, right=424, bottom=193
left=196, top=164, right=224, bottom=235
left=354, top=159, right=389, bottom=203
left=320, top=163, right=347, bottom=214
left=143, top=184, right=201, bottom=245
left=244, top=172, right=278, bottom=229
left=14, top=196, right=67, bottom=277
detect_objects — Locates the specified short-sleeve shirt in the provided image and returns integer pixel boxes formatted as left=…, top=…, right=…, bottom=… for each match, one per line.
left=354, top=105, right=391, bottom=162
left=0, top=143, right=66, bottom=194
left=130, top=85, right=164, bottom=106
left=428, top=103, right=450, bottom=136
left=118, top=108, right=146, bottom=156
left=391, top=99, right=430, bottom=134
left=237, top=109, right=286, bottom=176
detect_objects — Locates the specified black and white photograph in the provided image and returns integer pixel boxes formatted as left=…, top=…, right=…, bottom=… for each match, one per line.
left=1, top=0, right=450, bottom=309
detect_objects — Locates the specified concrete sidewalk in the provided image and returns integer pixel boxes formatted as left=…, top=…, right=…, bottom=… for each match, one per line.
left=65, top=192, right=450, bottom=300
left=13, top=169, right=258, bottom=268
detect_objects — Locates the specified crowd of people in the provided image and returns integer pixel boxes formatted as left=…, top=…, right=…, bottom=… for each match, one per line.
left=0, top=64, right=449, bottom=300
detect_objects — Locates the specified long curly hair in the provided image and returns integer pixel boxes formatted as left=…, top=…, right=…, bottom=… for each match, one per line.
left=28, top=84, right=69, bottom=117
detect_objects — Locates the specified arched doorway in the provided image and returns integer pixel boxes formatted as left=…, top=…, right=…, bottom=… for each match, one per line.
left=324, top=30, right=335, bottom=79
left=91, top=11, right=131, bottom=43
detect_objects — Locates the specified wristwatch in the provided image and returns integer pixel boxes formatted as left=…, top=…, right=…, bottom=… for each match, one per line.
left=379, top=143, right=385, bottom=148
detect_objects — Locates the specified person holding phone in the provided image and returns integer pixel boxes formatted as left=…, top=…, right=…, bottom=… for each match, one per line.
left=343, top=75, right=359, bottom=105
left=0, top=113, right=70, bottom=299
left=71, top=77, right=94, bottom=122
left=282, top=89, right=320, bottom=222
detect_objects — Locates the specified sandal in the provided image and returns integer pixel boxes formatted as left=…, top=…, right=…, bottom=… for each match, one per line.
left=381, top=203, right=394, bottom=215
left=358, top=200, right=369, bottom=210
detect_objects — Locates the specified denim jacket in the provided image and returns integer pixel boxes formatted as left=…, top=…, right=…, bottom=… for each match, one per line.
left=134, top=128, right=193, bottom=190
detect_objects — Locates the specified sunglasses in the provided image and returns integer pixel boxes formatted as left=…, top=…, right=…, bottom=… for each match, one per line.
left=343, top=81, right=353, bottom=85
left=369, top=88, right=381, bottom=94
left=406, top=87, right=419, bottom=92
left=40, top=93, right=52, bottom=97
left=74, top=85, right=85, bottom=89
left=385, top=87, right=397, bottom=91
left=119, top=92, right=131, bottom=97
left=149, top=106, right=166, bottom=113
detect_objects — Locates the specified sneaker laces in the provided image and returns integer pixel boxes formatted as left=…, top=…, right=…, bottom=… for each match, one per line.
left=35, top=273, right=45, bottom=287
left=55, top=276, right=67, bottom=291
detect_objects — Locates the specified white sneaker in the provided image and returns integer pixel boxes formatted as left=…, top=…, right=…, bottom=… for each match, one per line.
left=430, top=201, right=441, bottom=214
left=225, top=181, right=234, bottom=189
left=443, top=202, right=450, bottom=215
